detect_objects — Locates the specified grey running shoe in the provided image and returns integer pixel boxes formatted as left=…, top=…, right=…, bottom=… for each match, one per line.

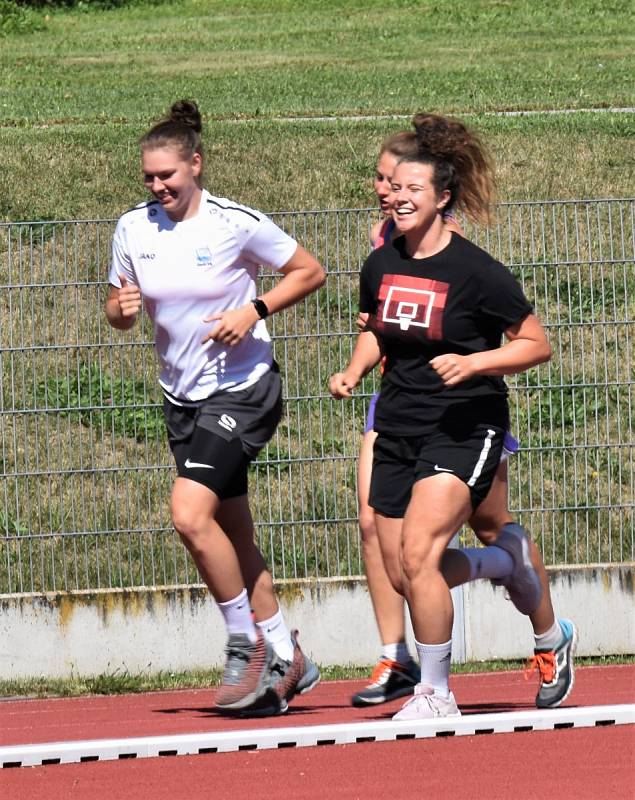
left=491, top=522, right=542, bottom=615
left=351, top=657, right=420, bottom=707
left=528, top=619, right=578, bottom=708
left=392, top=683, right=461, bottom=721
left=214, top=629, right=273, bottom=712
left=268, top=630, right=321, bottom=706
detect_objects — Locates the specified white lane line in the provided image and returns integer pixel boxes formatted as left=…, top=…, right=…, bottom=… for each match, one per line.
left=263, top=107, right=635, bottom=123
left=13, top=106, right=635, bottom=131
left=1, top=703, right=633, bottom=768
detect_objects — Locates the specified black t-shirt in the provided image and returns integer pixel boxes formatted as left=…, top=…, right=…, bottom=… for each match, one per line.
left=360, top=233, right=533, bottom=435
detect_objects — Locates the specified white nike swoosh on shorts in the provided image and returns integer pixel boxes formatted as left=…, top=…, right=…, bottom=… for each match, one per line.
left=433, top=465, right=454, bottom=473
left=184, top=459, right=215, bottom=470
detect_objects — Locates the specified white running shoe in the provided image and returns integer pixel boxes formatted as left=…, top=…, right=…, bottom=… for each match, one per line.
left=392, top=683, right=461, bottom=721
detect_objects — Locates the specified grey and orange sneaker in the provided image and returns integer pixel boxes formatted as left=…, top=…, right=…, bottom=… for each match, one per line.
left=214, top=628, right=273, bottom=712
left=351, top=657, right=420, bottom=707
left=267, top=630, right=320, bottom=708
left=527, top=619, right=578, bottom=708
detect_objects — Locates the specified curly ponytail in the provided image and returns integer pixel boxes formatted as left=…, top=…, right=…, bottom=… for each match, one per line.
left=407, top=113, right=495, bottom=225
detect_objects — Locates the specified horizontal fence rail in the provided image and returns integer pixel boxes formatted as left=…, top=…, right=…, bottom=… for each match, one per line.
left=0, top=199, right=633, bottom=594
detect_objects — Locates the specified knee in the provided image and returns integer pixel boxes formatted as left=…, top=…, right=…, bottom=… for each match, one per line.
left=475, top=527, right=499, bottom=546
left=171, top=504, right=208, bottom=551
left=358, top=507, right=377, bottom=544
left=401, top=542, right=436, bottom=585
left=401, top=554, right=421, bottom=585
left=472, top=511, right=512, bottom=546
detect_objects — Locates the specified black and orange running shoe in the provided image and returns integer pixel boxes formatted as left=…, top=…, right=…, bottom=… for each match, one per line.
left=351, top=657, right=420, bottom=707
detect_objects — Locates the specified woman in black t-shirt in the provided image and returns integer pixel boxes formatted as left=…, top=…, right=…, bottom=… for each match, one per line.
left=331, top=114, right=576, bottom=719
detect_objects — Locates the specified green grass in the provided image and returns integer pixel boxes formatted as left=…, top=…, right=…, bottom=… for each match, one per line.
left=2, top=654, right=632, bottom=699
left=2, top=0, right=633, bottom=122
left=1, top=114, right=633, bottom=222
left=0, top=0, right=633, bottom=221
left=0, top=0, right=45, bottom=35
left=36, top=360, right=165, bottom=443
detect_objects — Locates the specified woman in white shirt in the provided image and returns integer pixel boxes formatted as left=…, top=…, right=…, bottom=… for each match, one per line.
left=106, top=100, right=325, bottom=716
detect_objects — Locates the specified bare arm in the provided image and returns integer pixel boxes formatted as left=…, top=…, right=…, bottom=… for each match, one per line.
left=369, top=218, right=384, bottom=248
left=430, top=313, right=551, bottom=387
left=329, top=329, right=382, bottom=398
left=259, top=244, right=326, bottom=314
left=105, top=275, right=142, bottom=330
left=202, top=244, right=325, bottom=346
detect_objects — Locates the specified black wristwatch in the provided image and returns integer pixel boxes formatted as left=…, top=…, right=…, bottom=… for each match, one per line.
left=251, top=298, right=269, bottom=319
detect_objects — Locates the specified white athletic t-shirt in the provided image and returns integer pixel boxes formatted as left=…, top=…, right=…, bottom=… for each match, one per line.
left=109, top=189, right=297, bottom=401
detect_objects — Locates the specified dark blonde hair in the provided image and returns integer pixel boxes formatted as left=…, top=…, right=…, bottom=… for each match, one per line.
left=140, top=99, right=203, bottom=164
left=393, top=113, right=495, bottom=225
left=379, top=130, right=418, bottom=160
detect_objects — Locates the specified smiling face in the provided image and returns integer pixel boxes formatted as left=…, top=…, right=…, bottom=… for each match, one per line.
left=390, top=160, right=450, bottom=236
left=142, top=146, right=202, bottom=222
left=373, top=150, right=399, bottom=215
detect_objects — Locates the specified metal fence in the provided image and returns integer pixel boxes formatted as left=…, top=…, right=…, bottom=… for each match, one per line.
left=1, top=199, right=633, bottom=595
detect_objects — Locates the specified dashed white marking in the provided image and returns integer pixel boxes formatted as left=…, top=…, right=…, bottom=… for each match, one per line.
left=1, top=704, right=632, bottom=768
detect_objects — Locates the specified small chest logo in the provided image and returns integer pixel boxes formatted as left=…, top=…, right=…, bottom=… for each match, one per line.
left=139, top=252, right=156, bottom=260
left=196, top=247, right=213, bottom=267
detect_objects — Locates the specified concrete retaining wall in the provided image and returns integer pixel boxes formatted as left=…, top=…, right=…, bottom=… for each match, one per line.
left=1, top=565, right=632, bottom=680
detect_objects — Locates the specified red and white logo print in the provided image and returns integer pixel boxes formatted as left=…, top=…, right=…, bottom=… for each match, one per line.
left=377, top=274, right=449, bottom=339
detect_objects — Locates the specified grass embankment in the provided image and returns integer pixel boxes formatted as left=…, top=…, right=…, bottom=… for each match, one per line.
left=2, top=0, right=633, bottom=122
left=0, top=0, right=633, bottom=221
left=1, top=114, right=633, bottom=223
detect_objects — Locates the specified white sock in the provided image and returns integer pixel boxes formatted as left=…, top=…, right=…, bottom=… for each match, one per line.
left=256, top=607, right=295, bottom=662
left=534, top=618, right=562, bottom=651
left=462, top=546, right=514, bottom=581
left=217, top=588, right=257, bottom=643
left=415, top=638, right=452, bottom=698
left=381, top=642, right=411, bottom=665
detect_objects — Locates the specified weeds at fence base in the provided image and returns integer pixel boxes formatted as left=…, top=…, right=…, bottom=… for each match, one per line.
left=1, top=655, right=632, bottom=700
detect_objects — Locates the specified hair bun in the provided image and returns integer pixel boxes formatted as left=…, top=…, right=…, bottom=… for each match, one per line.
left=169, top=100, right=202, bottom=133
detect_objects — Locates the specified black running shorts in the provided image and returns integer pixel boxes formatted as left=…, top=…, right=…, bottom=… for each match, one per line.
left=163, top=366, right=283, bottom=500
left=370, top=419, right=506, bottom=518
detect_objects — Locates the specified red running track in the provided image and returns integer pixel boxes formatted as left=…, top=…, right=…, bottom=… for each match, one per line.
left=2, top=665, right=634, bottom=799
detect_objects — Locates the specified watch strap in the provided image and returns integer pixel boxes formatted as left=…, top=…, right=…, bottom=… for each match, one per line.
left=251, top=298, right=269, bottom=319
